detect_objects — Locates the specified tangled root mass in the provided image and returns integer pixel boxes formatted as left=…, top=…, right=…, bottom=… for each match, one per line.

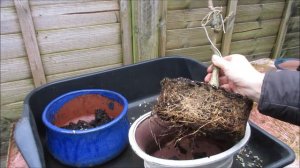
left=152, top=77, right=253, bottom=143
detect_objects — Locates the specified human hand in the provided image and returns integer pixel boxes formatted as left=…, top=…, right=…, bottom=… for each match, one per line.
left=204, top=54, right=265, bottom=102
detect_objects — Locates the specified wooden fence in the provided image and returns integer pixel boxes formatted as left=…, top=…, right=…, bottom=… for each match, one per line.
left=131, top=0, right=299, bottom=63
left=0, top=0, right=299, bottom=165
left=279, top=0, right=300, bottom=58
left=1, top=0, right=299, bottom=122
left=1, top=0, right=132, bottom=121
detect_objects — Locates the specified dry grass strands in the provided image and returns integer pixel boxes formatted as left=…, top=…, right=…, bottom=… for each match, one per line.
left=152, top=77, right=253, bottom=144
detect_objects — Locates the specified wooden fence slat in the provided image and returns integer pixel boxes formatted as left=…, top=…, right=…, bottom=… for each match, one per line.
left=159, top=0, right=167, bottom=56
left=287, top=16, right=300, bottom=33
left=1, top=23, right=121, bottom=60
left=0, top=57, right=31, bottom=83
left=1, top=7, right=119, bottom=35
left=120, top=0, right=133, bottom=65
left=246, top=52, right=271, bottom=61
left=235, top=2, right=285, bottom=23
left=232, top=19, right=281, bottom=41
left=167, top=2, right=284, bottom=25
left=1, top=0, right=14, bottom=7
left=167, top=18, right=282, bottom=34
left=291, top=0, right=300, bottom=17
left=0, top=79, right=34, bottom=105
left=166, top=44, right=221, bottom=62
left=37, top=23, right=120, bottom=55
left=42, top=44, right=122, bottom=75
left=1, top=45, right=122, bottom=83
left=221, top=0, right=238, bottom=56
left=31, top=1, right=119, bottom=17
left=14, top=0, right=46, bottom=87
left=0, top=7, right=20, bottom=34
left=282, top=32, right=300, bottom=49
left=280, top=46, right=300, bottom=58
left=1, top=0, right=99, bottom=8
left=166, top=27, right=223, bottom=49
left=0, top=34, right=26, bottom=59
left=34, top=11, right=119, bottom=32
left=272, top=0, right=295, bottom=58
left=167, top=20, right=202, bottom=30
left=167, top=0, right=285, bottom=10
left=167, top=7, right=227, bottom=23
left=231, top=36, right=276, bottom=55
left=0, top=101, right=23, bottom=121
left=132, top=0, right=160, bottom=62
left=167, top=0, right=227, bottom=10
left=166, top=36, right=276, bottom=60
left=47, top=63, right=122, bottom=82
left=237, top=0, right=285, bottom=5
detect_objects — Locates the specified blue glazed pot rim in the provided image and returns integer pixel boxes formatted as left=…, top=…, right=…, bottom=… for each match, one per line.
left=274, top=58, right=300, bottom=70
left=42, top=89, right=128, bottom=134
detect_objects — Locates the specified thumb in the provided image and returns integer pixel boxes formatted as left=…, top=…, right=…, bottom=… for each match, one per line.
left=212, top=55, right=229, bottom=70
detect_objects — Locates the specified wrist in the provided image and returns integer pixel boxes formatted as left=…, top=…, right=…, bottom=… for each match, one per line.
left=249, top=72, right=265, bottom=102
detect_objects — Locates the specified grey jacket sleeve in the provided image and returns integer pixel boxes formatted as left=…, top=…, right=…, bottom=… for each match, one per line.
left=258, top=70, right=300, bottom=125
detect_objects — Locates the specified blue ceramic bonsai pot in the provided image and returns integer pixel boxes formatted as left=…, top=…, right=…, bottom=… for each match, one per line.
left=42, top=89, right=129, bottom=167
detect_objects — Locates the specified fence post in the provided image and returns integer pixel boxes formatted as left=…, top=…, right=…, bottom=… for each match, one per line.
left=131, top=0, right=161, bottom=62
left=221, top=0, right=238, bottom=56
left=120, top=0, right=133, bottom=65
left=14, top=0, right=46, bottom=87
left=272, top=0, right=294, bottom=59
left=159, top=0, right=167, bottom=57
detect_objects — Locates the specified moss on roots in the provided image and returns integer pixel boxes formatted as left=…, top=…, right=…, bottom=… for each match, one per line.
left=152, top=77, right=253, bottom=144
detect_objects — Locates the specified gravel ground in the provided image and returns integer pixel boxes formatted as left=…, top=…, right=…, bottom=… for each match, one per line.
left=250, top=59, right=300, bottom=168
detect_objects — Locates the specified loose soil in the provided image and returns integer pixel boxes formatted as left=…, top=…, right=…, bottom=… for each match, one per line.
left=60, top=109, right=112, bottom=130
left=53, top=94, right=123, bottom=130
left=135, top=116, right=234, bottom=160
left=150, top=136, right=232, bottom=160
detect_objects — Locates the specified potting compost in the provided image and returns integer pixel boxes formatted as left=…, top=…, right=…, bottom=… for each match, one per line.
left=53, top=94, right=122, bottom=130
left=153, top=78, right=253, bottom=144
left=60, top=109, right=112, bottom=130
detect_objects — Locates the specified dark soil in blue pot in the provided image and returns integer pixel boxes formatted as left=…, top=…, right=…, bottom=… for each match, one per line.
left=53, top=94, right=123, bottom=129
left=42, top=90, right=129, bottom=167
left=61, top=109, right=112, bottom=130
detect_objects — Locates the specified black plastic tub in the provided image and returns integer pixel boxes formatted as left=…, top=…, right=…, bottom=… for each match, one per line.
left=14, top=56, right=295, bottom=168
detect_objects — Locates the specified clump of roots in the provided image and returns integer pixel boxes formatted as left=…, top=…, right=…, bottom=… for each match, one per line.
left=152, top=77, right=253, bottom=144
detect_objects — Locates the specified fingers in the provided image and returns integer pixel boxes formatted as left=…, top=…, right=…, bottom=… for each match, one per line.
left=211, top=55, right=230, bottom=70
left=208, top=55, right=232, bottom=73
left=207, top=65, right=225, bottom=76
left=222, top=55, right=233, bottom=61
left=219, top=76, right=228, bottom=85
left=204, top=73, right=212, bottom=82
left=221, top=82, right=236, bottom=92
left=220, top=84, right=232, bottom=92
left=205, top=73, right=228, bottom=84
left=207, top=64, right=213, bottom=73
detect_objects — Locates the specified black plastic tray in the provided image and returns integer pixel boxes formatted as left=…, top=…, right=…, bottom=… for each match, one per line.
left=14, top=57, right=295, bottom=168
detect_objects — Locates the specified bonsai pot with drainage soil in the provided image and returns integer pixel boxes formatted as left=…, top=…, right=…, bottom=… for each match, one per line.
left=42, top=89, right=129, bottom=167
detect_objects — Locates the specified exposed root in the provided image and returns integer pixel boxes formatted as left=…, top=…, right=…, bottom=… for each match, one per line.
left=149, top=116, right=161, bottom=150
left=152, top=77, right=253, bottom=145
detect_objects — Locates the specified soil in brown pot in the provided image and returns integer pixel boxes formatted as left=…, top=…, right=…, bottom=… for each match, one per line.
left=135, top=116, right=234, bottom=160
left=150, top=135, right=233, bottom=160
left=53, top=94, right=123, bottom=130
left=152, top=77, right=253, bottom=145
